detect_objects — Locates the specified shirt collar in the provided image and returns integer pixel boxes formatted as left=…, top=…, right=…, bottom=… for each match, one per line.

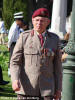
left=35, top=30, right=46, bottom=37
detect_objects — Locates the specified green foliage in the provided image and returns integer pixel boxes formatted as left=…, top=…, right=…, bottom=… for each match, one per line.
left=0, top=71, right=17, bottom=100
left=3, top=0, right=28, bottom=29
left=4, top=35, right=8, bottom=42
left=0, top=45, right=8, bottom=51
left=0, top=0, right=3, bottom=18
left=0, top=52, right=9, bottom=71
left=0, top=45, right=9, bottom=71
left=2, top=0, right=14, bottom=29
left=13, top=0, right=28, bottom=21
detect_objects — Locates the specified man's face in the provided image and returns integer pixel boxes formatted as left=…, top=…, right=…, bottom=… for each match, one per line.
left=32, top=16, right=50, bottom=34
left=16, top=20, right=23, bottom=28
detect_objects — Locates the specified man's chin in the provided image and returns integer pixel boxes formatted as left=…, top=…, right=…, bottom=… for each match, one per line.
left=34, top=29, right=43, bottom=33
left=36, top=29, right=42, bottom=31
left=36, top=30, right=41, bottom=33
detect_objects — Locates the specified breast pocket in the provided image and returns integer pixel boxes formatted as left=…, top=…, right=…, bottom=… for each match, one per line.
left=24, top=40, right=40, bottom=55
left=24, top=47, right=39, bottom=55
left=24, top=45, right=40, bottom=67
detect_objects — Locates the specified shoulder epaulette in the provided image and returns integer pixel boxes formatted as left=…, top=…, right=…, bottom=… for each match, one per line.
left=47, top=31, right=59, bottom=39
left=22, top=30, right=32, bottom=34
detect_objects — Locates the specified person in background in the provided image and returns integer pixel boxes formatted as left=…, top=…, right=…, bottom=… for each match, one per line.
left=65, top=12, right=71, bottom=40
left=0, top=18, right=6, bottom=45
left=8, top=12, right=27, bottom=77
left=10, top=8, right=62, bottom=100
left=0, top=65, right=9, bottom=92
left=61, top=12, right=72, bottom=62
left=20, top=21, right=28, bottom=33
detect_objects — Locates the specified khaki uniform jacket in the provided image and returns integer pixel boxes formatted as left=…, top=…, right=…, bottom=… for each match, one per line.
left=10, top=30, right=62, bottom=96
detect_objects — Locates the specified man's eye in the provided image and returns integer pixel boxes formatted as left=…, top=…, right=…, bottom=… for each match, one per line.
left=36, top=20, right=39, bottom=21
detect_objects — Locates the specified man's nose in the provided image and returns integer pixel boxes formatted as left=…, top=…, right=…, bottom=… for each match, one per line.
left=38, top=20, right=42, bottom=24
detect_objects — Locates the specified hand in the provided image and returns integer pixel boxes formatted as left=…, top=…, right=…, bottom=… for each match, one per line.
left=12, top=80, right=20, bottom=91
left=54, top=90, right=61, bottom=100
left=61, top=52, right=68, bottom=62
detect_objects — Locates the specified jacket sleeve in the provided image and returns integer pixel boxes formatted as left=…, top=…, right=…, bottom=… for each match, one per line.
left=8, top=26, right=16, bottom=48
left=10, top=33, right=23, bottom=82
left=53, top=37, right=62, bottom=92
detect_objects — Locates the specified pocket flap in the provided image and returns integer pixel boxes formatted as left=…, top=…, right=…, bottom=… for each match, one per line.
left=24, top=47, right=39, bottom=55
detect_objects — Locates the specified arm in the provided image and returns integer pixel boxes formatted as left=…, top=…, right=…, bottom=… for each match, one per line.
left=53, top=38, right=62, bottom=99
left=10, top=33, right=23, bottom=91
left=8, top=22, right=17, bottom=48
left=8, top=29, right=16, bottom=48
left=0, top=23, right=6, bottom=34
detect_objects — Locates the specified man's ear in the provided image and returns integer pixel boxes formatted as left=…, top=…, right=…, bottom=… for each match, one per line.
left=48, top=19, right=50, bottom=25
left=32, top=18, right=34, bottom=24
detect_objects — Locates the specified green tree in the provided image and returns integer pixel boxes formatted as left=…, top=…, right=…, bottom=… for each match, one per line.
left=3, top=0, right=28, bottom=29
left=0, top=0, right=3, bottom=18
left=28, top=0, right=53, bottom=29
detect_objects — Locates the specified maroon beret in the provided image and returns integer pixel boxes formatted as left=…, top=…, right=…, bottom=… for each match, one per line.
left=32, top=8, right=50, bottom=18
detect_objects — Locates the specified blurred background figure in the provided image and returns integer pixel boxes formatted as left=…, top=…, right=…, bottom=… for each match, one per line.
left=0, top=65, right=9, bottom=85
left=61, top=12, right=72, bottom=62
left=64, top=12, right=71, bottom=41
left=20, top=21, right=28, bottom=33
left=8, top=12, right=28, bottom=77
left=0, top=65, right=9, bottom=92
left=0, top=18, right=6, bottom=45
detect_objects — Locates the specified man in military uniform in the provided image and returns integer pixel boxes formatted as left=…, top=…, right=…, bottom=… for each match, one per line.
left=10, top=8, right=62, bottom=100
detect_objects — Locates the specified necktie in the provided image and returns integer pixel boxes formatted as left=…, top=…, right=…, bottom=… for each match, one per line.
left=38, top=34, right=44, bottom=46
